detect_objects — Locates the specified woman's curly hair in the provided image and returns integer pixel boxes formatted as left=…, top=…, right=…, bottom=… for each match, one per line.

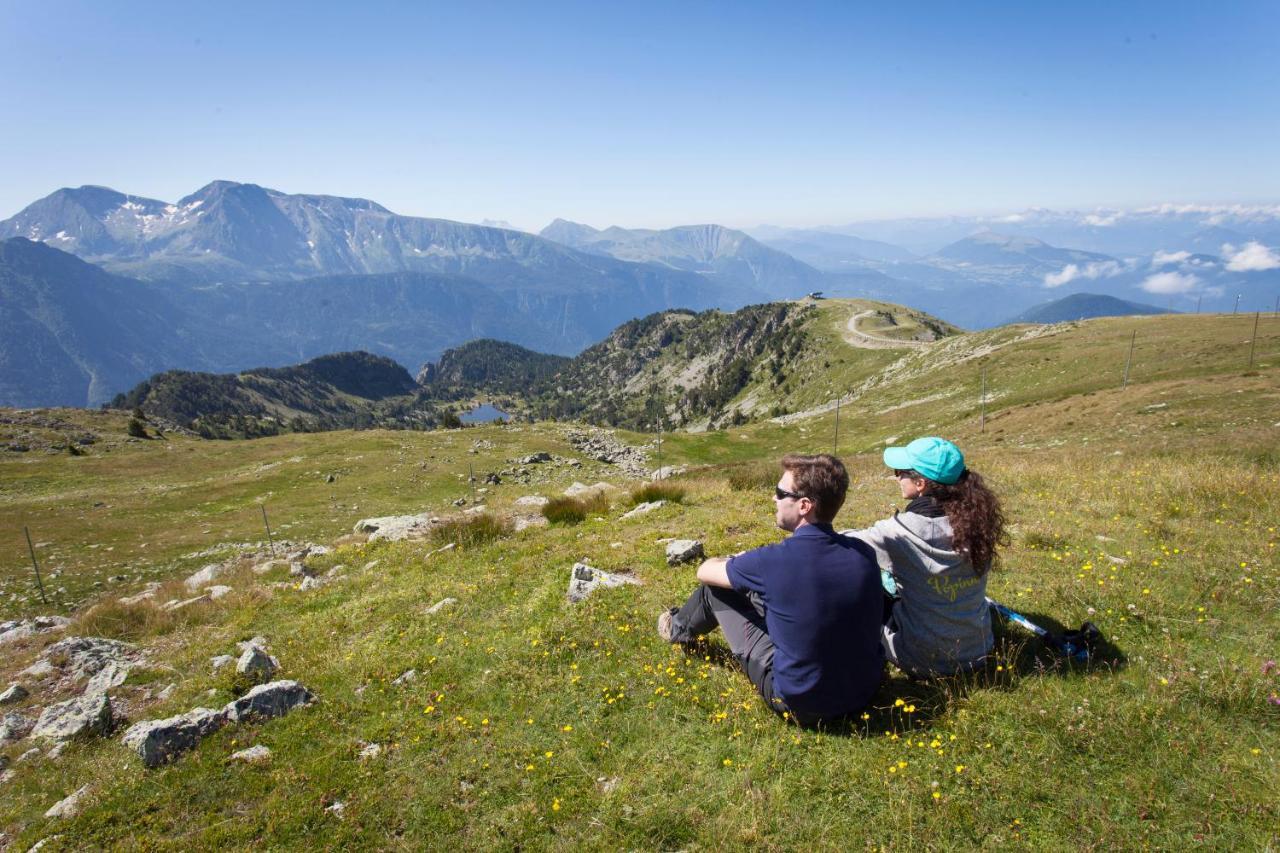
left=927, top=469, right=1007, bottom=575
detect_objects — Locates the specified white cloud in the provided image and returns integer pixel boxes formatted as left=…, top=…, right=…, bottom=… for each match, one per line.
left=1082, top=212, right=1121, bottom=227
left=1141, top=271, right=1201, bottom=294
left=1042, top=260, right=1123, bottom=288
left=1152, top=250, right=1190, bottom=267
left=1222, top=241, right=1280, bottom=272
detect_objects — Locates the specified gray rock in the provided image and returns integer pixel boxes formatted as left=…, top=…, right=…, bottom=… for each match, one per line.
left=44, top=784, right=91, bottom=819
left=354, top=513, right=435, bottom=542
left=621, top=500, right=666, bottom=520
left=564, top=481, right=615, bottom=498
left=252, top=559, right=284, bottom=575
left=18, top=747, right=41, bottom=762
left=84, top=662, right=129, bottom=694
left=236, top=647, right=279, bottom=682
left=513, top=495, right=549, bottom=507
left=222, top=681, right=314, bottom=724
left=118, top=583, right=161, bottom=605
left=425, top=598, right=458, bottom=615
left=27, top=836, right=60, bottom=851
left=650, top=466, right=686, bottom=480
left=47, top=742, right=67, bottom=760
left=392, top=669, right=417, bottom=685
left=1, top=712, right=34, bottom=742
left=299, top=576, right=323, bottom=591
left=184, top=562, right=231, bottom=591
left=567, top=562, right=641, bottom=603
left=358, top=742, right=383, bottom=761
left=304, top=545, right=333, bottom=558
left=665, top=539, right=705, bottom=566
left=206, top=585, right=233, bottom=600
left=326, top=800, right=346, bottom=819
left=236, top=636, right=269, bottom=653
left=0, top=616, right=70, bottom=646
left=288, top=561, right=312, bottom=578
left=32, top=692, right=112, bottom=741
left=0, top=683, right=28, bottom=705
left=513, top=515, right=549, bottom=532
left=162, top=594, right=210, bottom=611
left=517, top=452, right=552, bottom=464
left=0, top=767, right=14, bottom=785
left=228, top=744, right=272, bottom=764
left=211, top=655, right=234, bottom=673
left=121, top=708, right=227, bottom=768
left=156, top=683, right=176, bottom=701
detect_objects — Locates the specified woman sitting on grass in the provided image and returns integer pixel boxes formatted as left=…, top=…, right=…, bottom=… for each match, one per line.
left=841, top=437, right=1006, bottom=678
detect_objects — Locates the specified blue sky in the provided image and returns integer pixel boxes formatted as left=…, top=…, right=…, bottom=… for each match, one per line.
left=2, top=1, right=1277, bottom=229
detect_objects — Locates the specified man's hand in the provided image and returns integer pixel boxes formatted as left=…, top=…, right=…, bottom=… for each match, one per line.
left=696, top=557, right=732, bottom=588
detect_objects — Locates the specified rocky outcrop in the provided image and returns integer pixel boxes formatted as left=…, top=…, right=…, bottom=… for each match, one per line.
left=566, top=429, right=649, bottom=477
left=0, top=616, right=71, bottom=646
left=0, top=683, right=28, bottom=705
left=353, top=513, right=437, bottom=542
left=236, top=646, right=279, bottom=683
left=621, top=500, right=666, bottom=520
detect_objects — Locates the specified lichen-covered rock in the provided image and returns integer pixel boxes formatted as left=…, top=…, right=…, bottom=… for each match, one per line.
left=425, top=598, right=458, bottom=615
left=665, top=539, right=705, bottom=566
left=184, top=562, right=231, bottom=591
left=32, top=692, right=113, bottom=741
left=353, top=513, right=435, bottom=542
left=0, top=616, right=70, bottom=646
left=567, top=563, right=641, bottom=603
left=121, top=708, right=227, bottom=768
left=222, top=681, right=314, bottom=724
left=236, top=646, right=279, bottom=682
left=0, top=683, right=28, bottom=705
left=1, top=711, right=34, bottom=742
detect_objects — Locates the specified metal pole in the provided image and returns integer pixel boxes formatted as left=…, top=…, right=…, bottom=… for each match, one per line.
left=24, top=526, right=49, bottom=605
left=1234, top=294, right=1241, bottom=315
left=832, top=397, right=841, bottom=455
left=1248, top=311, right=1260, bottom=369
left=656, top=424, right=663, bottom=480
left=468, top=462, right=476, bottom=504
left=1122, top=330, right=1136, bottom=389
left=260, top=505, right=276, bottom=557
left=979, top=368, right=987, bottom=433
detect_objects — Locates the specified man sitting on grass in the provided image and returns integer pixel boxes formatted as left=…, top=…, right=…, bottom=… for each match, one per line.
left=658, top=453, right=884, bottom=725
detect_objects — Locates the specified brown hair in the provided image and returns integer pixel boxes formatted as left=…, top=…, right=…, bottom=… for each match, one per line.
left=781, top=453, right=849, bottom=523
left=926, top=469, right=1006, bottom=574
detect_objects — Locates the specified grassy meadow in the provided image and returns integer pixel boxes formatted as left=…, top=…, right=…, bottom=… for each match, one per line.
left=0, top=308, right=1277, bottom=849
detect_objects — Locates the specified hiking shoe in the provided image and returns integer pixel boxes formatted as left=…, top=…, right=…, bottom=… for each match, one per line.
left=657, top=608, right=678, bottom=643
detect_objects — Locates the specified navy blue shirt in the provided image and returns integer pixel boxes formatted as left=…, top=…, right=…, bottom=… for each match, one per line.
left=727, top=522, right=884, bottom=715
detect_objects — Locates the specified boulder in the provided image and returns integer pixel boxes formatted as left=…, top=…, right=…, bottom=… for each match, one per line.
left=222, top=681, right=314, bottom=724
left=288, top=561, right=312, bottom=578
left=513, top=515, right=549, bottom=532
left=353, top=513, right=435, bottom=542
left=513, top=495, right=549, bottom=507
left=206, top=585, right=233, bottom=600
left=665, top=539, right=705, bottom=566
left=650, top=466, right=686, bottom=480
left=236, top=647, right=279, bottom=682
left=44, top=784, right=91, bottom=819
left=121, top=708, right=227, bottom=768
left=228, top=744, right=272, bottom=764
left=621, top=500, right=666, bottom=520
left=564, top=481, right=615, bottom=498
left=32, top=692, right=113, bottom=741
left=184, top=562, right=231, bottom=591
left=567, top=563, right=641, bottom=603
left=1, top=711, right=34, bottom=742
left=299, top=576, right=323, bottom=591
left=0, top=683, right=28, bottom=705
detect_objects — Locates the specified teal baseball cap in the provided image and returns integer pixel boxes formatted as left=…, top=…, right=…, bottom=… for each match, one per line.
left=883, top=437, right=966, bottom=484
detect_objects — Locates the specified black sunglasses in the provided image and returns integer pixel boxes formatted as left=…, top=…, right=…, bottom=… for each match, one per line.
left=774, top=486, right=807, bottom=501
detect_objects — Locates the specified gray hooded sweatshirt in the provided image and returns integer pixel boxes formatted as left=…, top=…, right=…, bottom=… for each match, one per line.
left=841, top=508, right=991, bottom=677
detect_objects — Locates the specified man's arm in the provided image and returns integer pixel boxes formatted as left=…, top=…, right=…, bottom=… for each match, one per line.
left=696, top=557, right=732, bottom=588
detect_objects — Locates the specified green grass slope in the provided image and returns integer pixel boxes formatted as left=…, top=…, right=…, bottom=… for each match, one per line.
left=0, top=309, right=1277, bottom=848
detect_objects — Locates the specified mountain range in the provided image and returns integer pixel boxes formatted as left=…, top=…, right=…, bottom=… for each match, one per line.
left=3, top=182, right=1279, bottom=409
